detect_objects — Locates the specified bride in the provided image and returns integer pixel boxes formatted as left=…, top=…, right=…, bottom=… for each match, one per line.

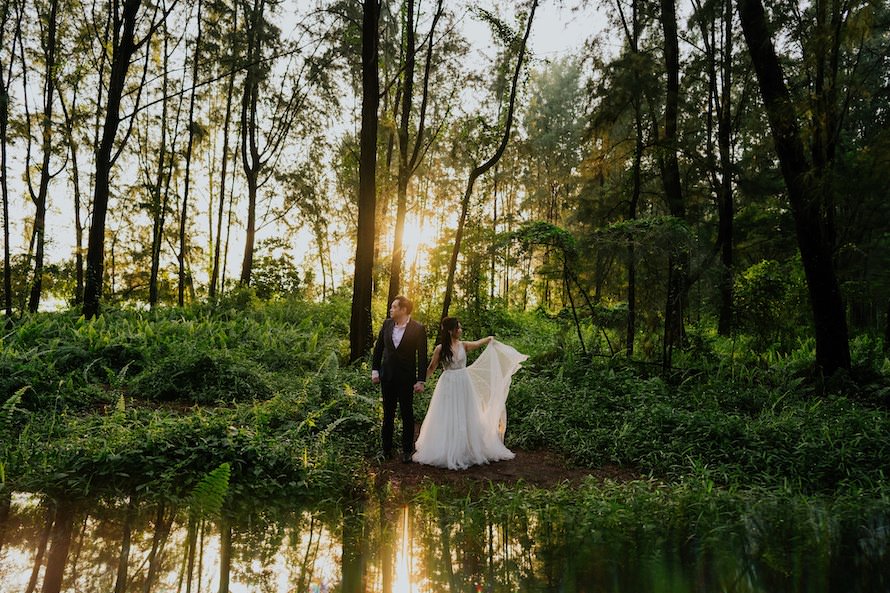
left=412, top=317, right=528, bottom=470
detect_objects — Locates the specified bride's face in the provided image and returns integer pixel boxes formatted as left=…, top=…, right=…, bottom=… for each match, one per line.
left=452, top=324, right=462, bottom=340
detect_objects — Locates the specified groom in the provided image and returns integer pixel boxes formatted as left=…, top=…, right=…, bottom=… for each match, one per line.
left=372, top=295, right=428, bottom=463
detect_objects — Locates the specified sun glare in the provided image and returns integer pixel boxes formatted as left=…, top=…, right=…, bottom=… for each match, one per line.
left=400, top=216, right=437, bottom=265
left=393, top=505, right=414, bottom=593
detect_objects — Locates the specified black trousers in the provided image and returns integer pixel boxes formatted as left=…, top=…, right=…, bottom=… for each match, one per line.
left=381, top=378, right=415, bottom=454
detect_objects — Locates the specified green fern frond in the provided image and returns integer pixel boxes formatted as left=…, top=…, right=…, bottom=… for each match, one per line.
left=1, top=386, right=29, bottom=438
left=189, top=462, right=231, bottom=519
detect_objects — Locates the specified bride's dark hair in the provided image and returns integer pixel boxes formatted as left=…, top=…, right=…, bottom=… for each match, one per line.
left=438, top=317, right=460, bottom=365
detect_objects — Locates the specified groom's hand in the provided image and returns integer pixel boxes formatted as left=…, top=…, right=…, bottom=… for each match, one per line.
left=371, top=370, right=380, bottom=385
left=413, top=381, right=425, bottom=393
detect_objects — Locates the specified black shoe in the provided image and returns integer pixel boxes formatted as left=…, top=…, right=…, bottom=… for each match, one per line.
left=402, top=452, right=413, bottom=464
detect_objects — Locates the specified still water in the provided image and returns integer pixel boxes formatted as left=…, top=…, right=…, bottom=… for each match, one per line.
left=0, top=487, right=887, bottom=593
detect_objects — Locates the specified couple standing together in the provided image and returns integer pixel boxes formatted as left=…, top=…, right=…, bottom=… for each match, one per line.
left=371, top=295, right=527, bottom=470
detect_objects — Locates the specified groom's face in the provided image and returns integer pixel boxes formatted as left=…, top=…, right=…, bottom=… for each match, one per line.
left=390, top=300, right=406, bottom=322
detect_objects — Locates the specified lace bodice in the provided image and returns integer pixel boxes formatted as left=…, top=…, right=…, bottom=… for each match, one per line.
left=442, top=341, right=467, bottom=370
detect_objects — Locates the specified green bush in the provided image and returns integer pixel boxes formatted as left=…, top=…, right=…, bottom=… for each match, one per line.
left=132, top=349, right=273, bottom=404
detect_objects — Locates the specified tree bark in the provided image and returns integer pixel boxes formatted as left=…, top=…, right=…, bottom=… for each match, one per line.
left=149, top=23, right=172, bottom=309
left=716, top=0, right=734, bottom=336
left=239, top=0, right=264, bottom=286
left=737, top=0, right=850, bottom=374
left=441, top=0, right=537, bottom=320
left=210, top=6, right=238, bottom=300
left=179, top=0, right=203, bottom=306
left=386, top=0, right=443, bottom=307
left=27, top=0, right=59, bottom=313
left=83, top=0, right=145, bottom=319
left=659, top=0, right=686, bottom=370
left=0, top=0, right=22, bottom=321
left=349, top=0, right=380, bottom=362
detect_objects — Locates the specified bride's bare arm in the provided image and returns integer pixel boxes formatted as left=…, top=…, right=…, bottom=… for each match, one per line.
left=463, top=336, right=494, bottom=352
left=426, top=345, right=442, bottom=380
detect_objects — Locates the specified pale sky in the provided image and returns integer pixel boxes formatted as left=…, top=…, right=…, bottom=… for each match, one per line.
left=9, top=0, right=607, bottom=303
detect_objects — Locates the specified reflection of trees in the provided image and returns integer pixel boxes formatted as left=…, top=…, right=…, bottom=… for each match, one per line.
left=24, top=502, right=53, bottom=593
left=0, top=491, right=10, bottom=553
left=40, top=500, right=76, bottom=593
left=1, top=487, right=879, bottom=592
left=341, top=502, right=366, bottom=593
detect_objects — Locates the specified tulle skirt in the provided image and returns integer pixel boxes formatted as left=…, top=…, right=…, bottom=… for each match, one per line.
left=412, top=340, right=527, bottom=470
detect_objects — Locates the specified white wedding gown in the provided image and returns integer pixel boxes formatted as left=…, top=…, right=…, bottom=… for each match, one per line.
left=412, top=339, right=528, bottom=470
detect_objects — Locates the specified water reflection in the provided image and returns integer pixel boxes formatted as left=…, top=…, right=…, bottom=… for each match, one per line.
left=0, top=489, right=886, bottom=593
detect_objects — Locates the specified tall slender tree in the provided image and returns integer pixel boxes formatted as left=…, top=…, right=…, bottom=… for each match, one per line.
left=386, top=0, right=444, bottom=307
left=24, top=0, right=61, bottom=313
left=179, top=0, right=203, bottom=306
left=737, top=0, right=850, bottom=374
left=659, top=0, right=686, bottom=369
left=349, top=0, right=379, bottom=362
left=1, top=0, right=23, bottom=321
left=83, top=0, right=175, bottom=318
left=440, top=0, right=537, bottom=320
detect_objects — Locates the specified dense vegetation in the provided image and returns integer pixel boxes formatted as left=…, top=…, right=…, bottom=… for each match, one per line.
left=1, top=297, right=887, bottom=505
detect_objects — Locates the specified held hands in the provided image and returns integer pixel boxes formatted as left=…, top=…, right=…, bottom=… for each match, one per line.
left=413, top=381, right=425, bottom=393
left=371, top=370, right=380, bottom=385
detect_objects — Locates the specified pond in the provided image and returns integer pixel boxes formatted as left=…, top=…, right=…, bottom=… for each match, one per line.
left=0, top=486, right=887, bottom=593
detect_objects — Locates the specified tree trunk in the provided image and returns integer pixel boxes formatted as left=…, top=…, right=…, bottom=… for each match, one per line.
left=210, top=7, right=237, bottom=299
left=27, top=0, right=59, bottom=313
left=0, top=0, right=19, bottom=321
left=615, top=0, right=644, bottom=357
left=716, top=0, right=734, bottom=336
left=143, top=502, right=170, bottom=593
left=83, top=0, right=144, bottom=319
left=386, top=0, right=416, bottom=308
left=737, top=0, right=850, bottom=375
left=239, top=0, right=263, bottom=286
left=659, top=0, right=686, bottom=370
left=149, top=24, right=172, bottom=309
left=179, top=0, right=202, bottom=306
left=441, top=0, right=537, bottom=320
left=349, top=0, right=380, bottom=362
left=386, top=0, right=443, bottom=307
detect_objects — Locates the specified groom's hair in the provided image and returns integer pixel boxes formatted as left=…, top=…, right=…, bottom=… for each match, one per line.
left=393, top=295, right=413, bottom=315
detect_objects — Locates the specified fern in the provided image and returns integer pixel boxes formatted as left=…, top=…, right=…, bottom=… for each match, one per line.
left=188, top=462, right=231, bottom=519
left=1, top=386, right=28, bottom=439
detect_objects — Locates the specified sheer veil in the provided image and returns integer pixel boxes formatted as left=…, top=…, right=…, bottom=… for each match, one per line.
left=466, top=339, right=529, bottom=440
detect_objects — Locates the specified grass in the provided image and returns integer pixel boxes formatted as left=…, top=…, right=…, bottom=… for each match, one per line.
left=0, top=297, right=888, bottom=503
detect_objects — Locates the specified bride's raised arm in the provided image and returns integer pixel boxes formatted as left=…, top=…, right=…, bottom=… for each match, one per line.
left=463, top=336, right=494, bottom=352
left=426, top=344, right=442, bottom=380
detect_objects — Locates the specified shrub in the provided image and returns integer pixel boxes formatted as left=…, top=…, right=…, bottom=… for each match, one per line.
left=133, top=350, right=273, bottom=404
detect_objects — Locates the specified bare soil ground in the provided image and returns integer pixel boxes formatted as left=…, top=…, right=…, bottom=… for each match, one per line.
left=370, top=424, right=638, bottom=495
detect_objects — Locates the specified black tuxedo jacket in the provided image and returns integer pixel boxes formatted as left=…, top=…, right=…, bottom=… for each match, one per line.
left=372, top=318, right=428, bottom=384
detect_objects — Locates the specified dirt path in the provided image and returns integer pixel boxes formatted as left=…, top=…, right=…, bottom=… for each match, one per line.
left=371, top=448, right=637, bottom=495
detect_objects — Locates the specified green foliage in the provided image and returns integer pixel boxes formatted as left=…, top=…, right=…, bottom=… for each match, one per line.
left=189, top=463, right=231, bottom=518
left=507, top=354, right=890, bottom=493
left=3, top=301, right=888, bottom=504
left=133, top=349, right=272, bottom=404
left=734, top=259, right=809, bottom=350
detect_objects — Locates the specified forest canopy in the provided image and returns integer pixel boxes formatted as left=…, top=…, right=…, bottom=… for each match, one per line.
left=1, top=0, right=888, bottom=375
